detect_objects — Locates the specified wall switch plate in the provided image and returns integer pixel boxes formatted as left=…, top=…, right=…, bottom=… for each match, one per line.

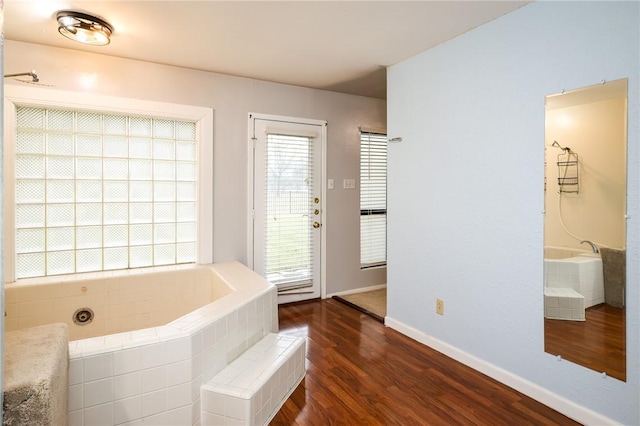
left=328, top=179, right=334, bottom=189
left=436, top=299, right=444, bottom=315
left=343, top=179, right=356, bottom=189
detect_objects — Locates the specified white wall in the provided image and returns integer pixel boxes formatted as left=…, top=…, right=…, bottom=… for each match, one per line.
left=387, top=2, right=638, bottom=424
left=3, top=40, right=387, bottom=296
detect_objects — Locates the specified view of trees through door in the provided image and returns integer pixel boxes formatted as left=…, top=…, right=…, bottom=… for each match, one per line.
left=250, top=115, right=325, bottom=303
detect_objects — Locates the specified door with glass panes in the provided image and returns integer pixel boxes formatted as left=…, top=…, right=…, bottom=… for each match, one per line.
left=250, top=114, right=325, bottom=304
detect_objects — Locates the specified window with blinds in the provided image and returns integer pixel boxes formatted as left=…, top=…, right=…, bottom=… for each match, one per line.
left=265, top=133, right=314, bottom=290
left=14, top=106, right=198, bottom=279
left=360, top=131, right=387, bottom=268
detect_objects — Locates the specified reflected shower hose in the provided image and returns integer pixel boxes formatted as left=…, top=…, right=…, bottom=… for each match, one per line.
left=556, top=186, right=584, bottom=242
left=556, top=162, right=608, bottom=249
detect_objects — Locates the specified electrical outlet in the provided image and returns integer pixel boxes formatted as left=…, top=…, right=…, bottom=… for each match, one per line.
left=436, top=299, right=444, bottom=315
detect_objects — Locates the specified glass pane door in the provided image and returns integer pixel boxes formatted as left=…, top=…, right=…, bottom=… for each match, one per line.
left=251, top=117, right=324, bottom=303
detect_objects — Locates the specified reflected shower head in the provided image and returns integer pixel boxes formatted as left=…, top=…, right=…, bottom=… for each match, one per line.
left=551, top=140, right=570, bottom=152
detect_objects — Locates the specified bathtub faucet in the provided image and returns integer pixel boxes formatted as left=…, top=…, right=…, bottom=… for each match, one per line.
left=580, top=240, right=599, bottom=253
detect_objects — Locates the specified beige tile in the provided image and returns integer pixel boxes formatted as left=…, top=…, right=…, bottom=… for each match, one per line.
left=4, top=318, right=19, bottom=331
left=15, top=298, right=53, bottom=318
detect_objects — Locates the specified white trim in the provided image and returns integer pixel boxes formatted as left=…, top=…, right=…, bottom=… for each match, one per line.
left=384, top=316, right=621, bottom=426
left=250, top=113, right=327, bottom=129
left=3, top=99, right=17, bottom=283
left=3, top=85, right=214, bottom=282
left=265, top=126, right=319, bottom=138
left=246, top=113, right=257, bottom=271
left=4, top=85, right=211, bottom=122
left=326, top=283, right=386, bottom=299
left=247, top=112, right=327, bottom=301
left=319, top=122, right=327, bottom=300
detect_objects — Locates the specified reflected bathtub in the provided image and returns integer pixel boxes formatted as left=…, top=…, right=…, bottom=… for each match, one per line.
left=544, top=246, right=604, bottom=308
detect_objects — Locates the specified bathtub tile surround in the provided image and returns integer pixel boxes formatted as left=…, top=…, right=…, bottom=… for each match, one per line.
left=201, top=333, right=305, bottom=425
left=543, top=247, right=598, bottom=260
left=10, top=261, right=281, bottom=426
left=5, top=264, right=233, bottom=340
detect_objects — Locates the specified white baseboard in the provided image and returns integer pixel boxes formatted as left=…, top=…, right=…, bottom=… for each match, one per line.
left=384, top=316, right=619, bottom=426
left=326, top=283, right=386, bottom=299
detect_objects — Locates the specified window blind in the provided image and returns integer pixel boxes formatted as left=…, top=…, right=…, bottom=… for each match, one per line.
left=360, top=131, right=387, bottom=267
left=265, top=133, right=314, bottom=290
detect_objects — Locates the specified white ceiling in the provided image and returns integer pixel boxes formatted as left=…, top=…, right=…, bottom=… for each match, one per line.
left=4, top=1, right=528, bottom=99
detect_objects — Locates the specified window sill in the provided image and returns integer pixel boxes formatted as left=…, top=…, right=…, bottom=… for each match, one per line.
left=7, top=263, right=199, bottom=287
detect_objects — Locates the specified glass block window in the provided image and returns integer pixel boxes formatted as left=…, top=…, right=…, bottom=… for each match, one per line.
left=14, top=107, right=198, bottom=279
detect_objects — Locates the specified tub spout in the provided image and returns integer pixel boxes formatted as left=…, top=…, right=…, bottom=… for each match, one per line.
left=580, top=240, right=599, bottom=253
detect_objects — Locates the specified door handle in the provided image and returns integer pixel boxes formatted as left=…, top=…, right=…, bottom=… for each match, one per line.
left=314, top=209, right=320, bottom=215
left=313, top=222, right=321, bottom=228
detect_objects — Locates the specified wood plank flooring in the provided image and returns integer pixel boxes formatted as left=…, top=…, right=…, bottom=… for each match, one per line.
left=272, top=299, right=580, bottom=426
left=545, top=303, right=625, bottom=381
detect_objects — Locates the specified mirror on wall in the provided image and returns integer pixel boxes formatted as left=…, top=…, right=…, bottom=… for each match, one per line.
left=543, top=78, right=627, bottom=382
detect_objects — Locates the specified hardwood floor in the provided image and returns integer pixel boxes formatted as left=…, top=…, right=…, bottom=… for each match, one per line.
left=272, top=299, right=580, bottom=425
left=545, top=303, right=626, bottom=381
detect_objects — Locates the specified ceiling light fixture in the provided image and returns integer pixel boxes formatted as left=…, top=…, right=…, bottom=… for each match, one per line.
left=56, top=10, right=113, bottom=46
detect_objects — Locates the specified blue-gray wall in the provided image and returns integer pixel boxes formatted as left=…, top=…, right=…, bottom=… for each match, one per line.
left=387, top=2, right=639, bottom=423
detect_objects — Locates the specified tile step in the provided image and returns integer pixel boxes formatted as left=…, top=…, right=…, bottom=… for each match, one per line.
left=544, top=287, right=585, bottom=321
left=201, top=332, right=306, bottom=425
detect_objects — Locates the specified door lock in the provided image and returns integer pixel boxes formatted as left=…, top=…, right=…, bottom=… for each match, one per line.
left=314, top=209, right=320, bottom=215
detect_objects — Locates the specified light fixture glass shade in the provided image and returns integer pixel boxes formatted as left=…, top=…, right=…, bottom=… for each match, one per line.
left=56, top=11, right=113, bottom=46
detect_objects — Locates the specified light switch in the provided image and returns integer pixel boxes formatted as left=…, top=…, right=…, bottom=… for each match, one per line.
left=328, top=179, right=334, bottom=189
left=343, top=179, right=356, bottom=189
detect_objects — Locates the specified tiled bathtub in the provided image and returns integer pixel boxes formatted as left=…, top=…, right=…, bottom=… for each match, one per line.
left=5, top=261, right=278, bottom=425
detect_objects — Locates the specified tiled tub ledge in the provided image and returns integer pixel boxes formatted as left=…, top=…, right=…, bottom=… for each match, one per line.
left=201, top=333, right=306, bottom=426
left=63, top=261, right=280, bottom=426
